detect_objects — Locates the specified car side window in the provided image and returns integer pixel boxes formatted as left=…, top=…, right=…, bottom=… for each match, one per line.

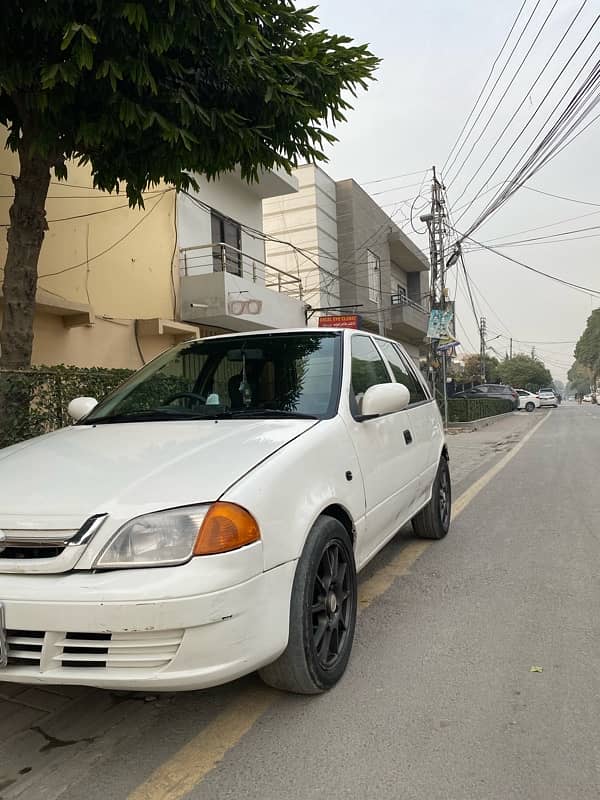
left=376, top=340, right=427, bottom=404
left=351, top=335, right=391, bottom=411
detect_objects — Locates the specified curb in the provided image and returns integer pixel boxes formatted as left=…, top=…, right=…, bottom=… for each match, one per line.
left=446, top=410, right=518, bottom=433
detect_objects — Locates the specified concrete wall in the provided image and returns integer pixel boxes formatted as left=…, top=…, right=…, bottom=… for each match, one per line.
left=0, top=139, right=298, bottom=369
left=0, top=142, right=181, bottom=369
left=263, top=164, right=340, bottom=317
left=336, top=178, right=397, bottom=331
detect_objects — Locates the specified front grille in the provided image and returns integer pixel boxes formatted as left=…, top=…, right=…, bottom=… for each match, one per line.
left=5, top=628, right=184, bottom=672
left=1, top=545, right=66, bottom=560
left=6, top=629, right=44, bottom=666
left=61, top=632, right=111, bottom=668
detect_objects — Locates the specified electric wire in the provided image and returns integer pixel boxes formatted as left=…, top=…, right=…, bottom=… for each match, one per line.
left=449, top=0, right=589, bottom=204
left=456, top=25, right=600, bottom=232
left=442, top=0, right=529, bottom=179
left=447, top=0, right=561, bottom=193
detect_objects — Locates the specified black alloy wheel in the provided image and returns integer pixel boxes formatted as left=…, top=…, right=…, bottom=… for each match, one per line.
left=259, top=516, right=357, bottom=694
left=311, top=541, right=353, bottom=671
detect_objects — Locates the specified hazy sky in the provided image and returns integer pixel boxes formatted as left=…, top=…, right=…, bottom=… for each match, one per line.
left=310, top=0, right=600, bottom=381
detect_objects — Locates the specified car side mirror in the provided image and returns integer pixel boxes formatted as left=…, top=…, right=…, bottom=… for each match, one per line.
left=359, top=383, right=410, bottom=420
left=67, top=397, right=98, bottom=422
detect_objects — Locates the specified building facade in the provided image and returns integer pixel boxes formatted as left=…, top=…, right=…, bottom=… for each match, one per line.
left=0, top=140, right=305, bottom=370
left=263, top=165, right=430, bottom=363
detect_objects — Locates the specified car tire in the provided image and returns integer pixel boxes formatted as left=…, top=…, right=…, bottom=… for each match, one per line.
left=412, top=457, right=451, bottom=540
left=525, top=402, right=535, bottom=412
left=259, top=516, right=357, bottom=695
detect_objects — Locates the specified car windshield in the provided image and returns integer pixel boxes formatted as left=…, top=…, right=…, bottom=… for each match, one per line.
left=84, top=332, right=342, bottom=423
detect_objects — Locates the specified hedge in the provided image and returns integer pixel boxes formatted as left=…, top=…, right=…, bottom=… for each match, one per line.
left=0, top=365, right=133, bottom=449
left=447, top=396, right=514, bottom=423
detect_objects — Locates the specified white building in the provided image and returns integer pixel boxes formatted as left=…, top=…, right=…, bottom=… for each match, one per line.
left=180, top=168, right=306, bottom=333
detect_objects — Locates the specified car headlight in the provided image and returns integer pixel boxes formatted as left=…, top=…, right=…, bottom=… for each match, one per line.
left=94, top=503, right=261, bottom=569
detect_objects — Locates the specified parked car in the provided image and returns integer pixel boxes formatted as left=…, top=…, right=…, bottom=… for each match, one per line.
left=0, top=329, right=449, bottom=695
left=537, top=388, right=558, bottom=408
left=583, top=394, right=592, bottom=403
left=452, top=383, right=519, bottom=410
left=516, top=389, right=540, bottom=412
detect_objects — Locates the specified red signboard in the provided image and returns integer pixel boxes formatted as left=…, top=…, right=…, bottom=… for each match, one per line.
left=318, top=314, right=360, bottom=329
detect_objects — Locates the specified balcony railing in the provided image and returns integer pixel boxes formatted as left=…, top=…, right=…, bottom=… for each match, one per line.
left=180, top=242, right=303, bottom=299
left=390, top=293, right=427, bottom=313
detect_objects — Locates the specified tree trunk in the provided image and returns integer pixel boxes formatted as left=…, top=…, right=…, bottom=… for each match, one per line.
left=0, top=136, right=52, bottom=368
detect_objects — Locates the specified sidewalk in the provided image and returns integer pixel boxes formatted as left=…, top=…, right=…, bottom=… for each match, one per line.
left=446, top=409, right=543, bottom=490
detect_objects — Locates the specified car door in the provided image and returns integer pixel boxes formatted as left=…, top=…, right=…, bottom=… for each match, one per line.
left=375, top=339, right=442, bottom=510
left=343, top=334, right=419, bottom=568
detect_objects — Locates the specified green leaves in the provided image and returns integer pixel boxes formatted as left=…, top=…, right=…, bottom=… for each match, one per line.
left=574, top=309, right=600, bottom=380
left=2, top=0, right=379, bottom=196
left=121, top=3, right=149, bottom=31
left=497, top=355, right=553, bottom=392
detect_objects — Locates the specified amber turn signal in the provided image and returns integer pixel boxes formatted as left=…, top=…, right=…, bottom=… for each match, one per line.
left=193, top=502, right=260, bottom=556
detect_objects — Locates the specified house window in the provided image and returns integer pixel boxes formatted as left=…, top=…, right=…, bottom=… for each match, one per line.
left=211, top=210, right=242, bottom=276
left=367, top=250, right=380, bottom=303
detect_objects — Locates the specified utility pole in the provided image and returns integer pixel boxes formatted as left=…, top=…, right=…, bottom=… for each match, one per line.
left=421, top=166, right=449, bottom=421
left=376, top=262, right=385, bottom=336
left=509, top=337, right=513, bottom=359
left=479, top=316, right=487, bottom=383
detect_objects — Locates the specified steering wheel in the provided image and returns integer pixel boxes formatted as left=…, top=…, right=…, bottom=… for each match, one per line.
left=163, top=392, right=206, bottom=408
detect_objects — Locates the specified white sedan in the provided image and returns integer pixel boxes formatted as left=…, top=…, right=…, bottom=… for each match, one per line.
left=0, top=329, right=449, bottom=695
left=516, top=389, right=540, bottom=412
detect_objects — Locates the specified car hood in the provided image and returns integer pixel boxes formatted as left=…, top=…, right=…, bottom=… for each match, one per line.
left=0, top=419, right=317, bottom=528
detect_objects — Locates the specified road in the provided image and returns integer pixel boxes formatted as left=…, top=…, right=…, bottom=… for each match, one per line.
left=2, top=403, right=600, bottom=800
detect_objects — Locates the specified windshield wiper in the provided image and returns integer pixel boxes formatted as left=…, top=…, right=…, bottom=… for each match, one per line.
left=226, top=408, right=319, bottom=420
left=83, top=409, right=195, bottom=424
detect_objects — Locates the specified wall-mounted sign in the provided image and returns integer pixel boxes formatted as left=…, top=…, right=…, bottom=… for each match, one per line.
left=318, top=314, right=360, bottom=329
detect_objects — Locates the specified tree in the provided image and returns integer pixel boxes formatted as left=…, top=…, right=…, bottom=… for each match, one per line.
left=0, top=1, right=378, bottom=367
left=574, top=309, right=600, bottom=384
left=497, top=354, right=552, bottom=391
left=567, top=361, right=591, bottom=395
left=450, top=353, right=500, bottom=384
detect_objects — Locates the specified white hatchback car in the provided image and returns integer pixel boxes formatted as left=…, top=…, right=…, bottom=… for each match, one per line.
left=516, top=389, right=540, bottom=412
left=0, top=329, right=449, bottom=695
left=537, top=388, right=558, bottom=408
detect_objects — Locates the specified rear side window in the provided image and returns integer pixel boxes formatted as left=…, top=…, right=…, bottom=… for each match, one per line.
left=351, top=336, right=391, bottom=407
left=376, top=340, right=427, bottom=405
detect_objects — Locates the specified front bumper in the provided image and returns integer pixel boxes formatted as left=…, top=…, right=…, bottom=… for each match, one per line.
left=0, top=552, right=296, bottom=691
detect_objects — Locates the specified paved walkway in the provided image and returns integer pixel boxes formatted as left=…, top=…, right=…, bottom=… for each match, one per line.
left=446, top=409, right=542, bottom=491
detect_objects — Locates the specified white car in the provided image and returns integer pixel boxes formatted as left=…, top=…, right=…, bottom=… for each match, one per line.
left=516, top=389, right=540, bottom=412
left=0, top=329, right=448, bottom=695
left=537, top=388, right=558, bottom=408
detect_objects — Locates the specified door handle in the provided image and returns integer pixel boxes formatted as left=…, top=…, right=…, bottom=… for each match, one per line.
left=404, top=430, right=413, bottom=445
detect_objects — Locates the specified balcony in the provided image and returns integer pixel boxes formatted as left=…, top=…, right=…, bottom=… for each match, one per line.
left=180, top=243, right=306, bottom=332
left=388, top=294, right=429, bottom=343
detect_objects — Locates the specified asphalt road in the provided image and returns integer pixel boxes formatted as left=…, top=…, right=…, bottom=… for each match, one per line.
left=2, top=403, right=599, bottom=800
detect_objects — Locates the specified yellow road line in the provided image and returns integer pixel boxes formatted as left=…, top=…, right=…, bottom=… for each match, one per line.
left=128, top=687, right=274, bottom=800
left=127, top=412, right=550, bottom=800
left=358, top=541, right=430, bottom=609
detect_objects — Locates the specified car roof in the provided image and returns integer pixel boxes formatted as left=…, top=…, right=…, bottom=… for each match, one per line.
left=186, top=328, right=409, bottom=348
